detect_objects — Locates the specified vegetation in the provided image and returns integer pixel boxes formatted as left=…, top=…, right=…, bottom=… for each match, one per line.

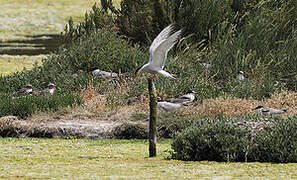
left=0, top=138, right=296, bottom=179
left=171, top=115, right=297, bottom=163
left=0, top=93, right=82, bottom=118
left=0, top=0, right=296, bottom=165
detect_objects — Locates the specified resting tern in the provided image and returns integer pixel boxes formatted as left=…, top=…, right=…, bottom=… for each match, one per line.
left=12, top=84, right=33, bottom=98
left=91, top=69, right=118, bottom=79
left=157, top=101, right=183, bottom=111
left=91, top=69, right=129, bottom=80
left=254, top=105, right=288, bottom=116
left=168, top=90, right=196, bottom=104
left=134, top=24, right=182, bottom=79
left=237, top=71, right=245, bottom=81
left=40, top=83, right=56, bottom=96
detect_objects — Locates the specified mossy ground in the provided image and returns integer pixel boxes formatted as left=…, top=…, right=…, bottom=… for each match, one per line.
left=0, top=138, right=296, bottom=179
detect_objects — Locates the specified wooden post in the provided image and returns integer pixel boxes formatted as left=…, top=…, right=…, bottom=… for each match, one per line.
left=148, top=78, right=157, bottom=157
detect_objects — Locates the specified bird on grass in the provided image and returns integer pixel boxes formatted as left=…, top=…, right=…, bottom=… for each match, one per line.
left=12, top=84, right=33, bottom=98
left=157, top=101, right=184, bottom=111
left=237, top=71, right=245, bottom=81
left=134, top=24, right=182, bottom=80
left=39, top=83, right=56, bottom=96
left=90, top=69, right=129, bottom=80
left=168, top=90, right=197, bottom=105
left=254, top=105, right=288, bottom=116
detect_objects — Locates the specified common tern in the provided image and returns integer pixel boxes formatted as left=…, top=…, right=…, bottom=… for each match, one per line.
left=12, top=84, right=33, bottom=98
left=91, top=69, right=129, bottom=80
left=254, top=105, right=288, bottom=116
left=39, top=83, right=56, bottom=96
left=134, top=24, right=182, bottom=79
left=168, top=90, right=196, bottom=104
left=237, top=71, right=245, bottom=81
left=91, top=69, right=118, bottom=79
left=157, top=101, right=183, bottom=111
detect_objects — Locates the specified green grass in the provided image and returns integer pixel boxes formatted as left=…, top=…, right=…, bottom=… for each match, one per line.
left=0, top=55, right=44, bottom=75
left=0, top=0, right=121, bottom=75
left=0, top=138, right=296, bottom=179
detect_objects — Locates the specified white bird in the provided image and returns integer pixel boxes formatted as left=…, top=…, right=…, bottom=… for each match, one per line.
left=134, top=24, right=182, bottom=79
left=168, top=90, right=196, bottom=104
left=12, top=84, right=33, bottom=98
left=200, top=62, right=212, bottom=70
left=237, top=71, right=245, bottom=81
left=254, top=105, right=288, bottom=116
left=40, top=83, right=56, bottom=96
left=90, top=69, right=129, bottom=80
left=157, top=101, right=183, bottom=111
left=91, top=69, right=118, bottom=79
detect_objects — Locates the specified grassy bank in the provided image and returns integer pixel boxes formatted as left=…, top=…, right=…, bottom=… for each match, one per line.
left=0, top=138, right=296, bottom=179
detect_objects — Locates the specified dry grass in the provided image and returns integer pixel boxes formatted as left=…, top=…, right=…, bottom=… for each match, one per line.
left=184, top=91, right=297, bottom=118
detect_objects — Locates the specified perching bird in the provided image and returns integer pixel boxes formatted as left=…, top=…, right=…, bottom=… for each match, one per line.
left=134, top=24, right=182, bottom=79
left=12, top=84, right=33, bottom=98
left=39, top=83, right=56, bottom=96
left=157, top=101, right=184, bottom=111
left=254, top=105, right=288, bottom=116
left=237, top=71, right=245, bottom=81
left=168, top=90, right=196, bottom=105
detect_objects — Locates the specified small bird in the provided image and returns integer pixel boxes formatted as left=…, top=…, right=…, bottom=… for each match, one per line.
left=90, top=69, right=129, bottom=80
left=237, top=71, right=245, bottom=81
left=91, top=69, right=118, bottom=79
left=200, top=62, right=212, bottom=70
left=157, top=101, right=184, bottom=111
left=134, top=24, right=182, bottom=79
left=168, top=90, right=196, bottom=105
left=40, top=83, right=56, bottom=96
left=12, top=84, right=33, bottom=98
left=254, top=105, right=288, bottom=116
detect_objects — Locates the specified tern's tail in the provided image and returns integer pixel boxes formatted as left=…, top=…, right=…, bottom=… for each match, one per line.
left=160, top=70, right=175, bottom=79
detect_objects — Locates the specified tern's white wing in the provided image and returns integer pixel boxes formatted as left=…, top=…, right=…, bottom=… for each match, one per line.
left=150, top=29, right=181, bottom=69
left=149, top=24, right=174, bottom=58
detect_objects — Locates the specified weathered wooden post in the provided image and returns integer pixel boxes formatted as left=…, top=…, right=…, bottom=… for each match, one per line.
left=148, top=78, right=157, bottom=157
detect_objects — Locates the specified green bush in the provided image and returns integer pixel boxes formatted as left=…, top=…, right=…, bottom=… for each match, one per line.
left=171, top=115, right=297, bottom=163
left=171, top=116, right=249, bottom=162
left=0, top=93, right=82, bottom=119
left=249, top=116, right=297, bottom=163
left=113, top=123, right=148, bottom=139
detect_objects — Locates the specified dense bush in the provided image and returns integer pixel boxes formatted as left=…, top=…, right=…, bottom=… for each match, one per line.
left=249, top=117, right=297, bottom=163
left=171, top=115, right=297, bottom=163
left=0, top=93, right=82, bottom=118
left=113, top=123, right=148, bottom=139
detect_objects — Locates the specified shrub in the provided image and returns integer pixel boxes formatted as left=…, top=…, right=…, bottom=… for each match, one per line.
left=171, top=116, right=249, bottom=162
left=0, top=93, right=82, bottom=119
left=113, top=123, right=148, bottom=139
left=249, top=116, right=297, bottom=163
left=171, top=115, right=297, bottom=163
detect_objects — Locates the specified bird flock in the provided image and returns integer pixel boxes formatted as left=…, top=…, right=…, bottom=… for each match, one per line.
left=12, top=83, right=56, bottom=99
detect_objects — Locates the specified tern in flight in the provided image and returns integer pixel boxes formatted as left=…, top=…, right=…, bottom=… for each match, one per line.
left=134, top=24, right=182, bottom=79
